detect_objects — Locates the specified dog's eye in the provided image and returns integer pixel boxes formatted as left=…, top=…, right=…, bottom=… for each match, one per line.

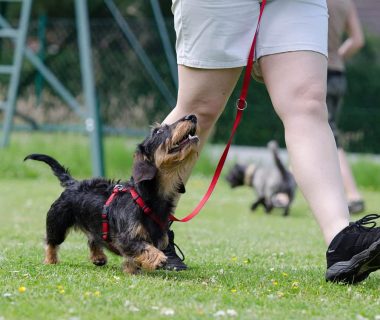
left=154, top=128, right=163, bottom=135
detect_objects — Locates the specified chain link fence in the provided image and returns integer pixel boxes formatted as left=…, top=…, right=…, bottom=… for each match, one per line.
left=1, top=14, right=176, bottom=135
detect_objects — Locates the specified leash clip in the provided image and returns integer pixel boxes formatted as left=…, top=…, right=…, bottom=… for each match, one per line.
left=236, top=98, right=247, bottom=111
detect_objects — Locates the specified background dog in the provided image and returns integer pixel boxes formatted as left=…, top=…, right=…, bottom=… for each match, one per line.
left=24, top=114, right=199, bottom=274
left=226, top=140, right=297, bottom=216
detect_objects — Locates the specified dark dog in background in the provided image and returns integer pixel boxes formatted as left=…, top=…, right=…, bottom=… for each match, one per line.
left=24, top=114, right=199, bottom=274
left=226, top=141, right=296, bottom=216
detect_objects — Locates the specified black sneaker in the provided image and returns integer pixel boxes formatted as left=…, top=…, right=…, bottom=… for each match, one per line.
left=326, top=214, right=380, bottom=284
left=161, top=230, right=188, bottom=271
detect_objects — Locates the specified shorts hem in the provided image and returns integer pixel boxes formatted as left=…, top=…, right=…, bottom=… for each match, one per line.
left=177, top=58, right=248, bottom=69
left=177, top=46, right=327, bottom=69
left=257, top=44, right=327, bottom=59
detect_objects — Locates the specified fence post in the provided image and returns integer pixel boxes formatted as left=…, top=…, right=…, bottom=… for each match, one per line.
left=35, top=13, right=46, bottom=106
left=75, top=0, right=105, bottom=177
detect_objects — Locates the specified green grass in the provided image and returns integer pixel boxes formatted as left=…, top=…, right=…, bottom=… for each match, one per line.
left=1, top=133, right=380, bottom=319
left=1, top=178, right=380, bottom=320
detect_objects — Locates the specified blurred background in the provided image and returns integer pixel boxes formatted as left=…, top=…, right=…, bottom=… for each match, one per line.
left=0, top=0, right=380, bottom=178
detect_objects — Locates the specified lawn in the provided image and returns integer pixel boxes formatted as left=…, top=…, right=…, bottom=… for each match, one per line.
left=1, top=133, right=380, bottom=320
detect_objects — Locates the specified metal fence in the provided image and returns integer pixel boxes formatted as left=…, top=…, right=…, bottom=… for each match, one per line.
left=1, top=15, right=177, bottom=135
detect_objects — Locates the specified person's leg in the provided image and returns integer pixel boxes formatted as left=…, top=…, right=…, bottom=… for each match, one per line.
left=161, top=65, right=242, bottom=270
left=260, top=51, right=380, bottom=284
left=338, top=148, right=363, bottom=203
left=164, top=65, right=242, bottom=151
left=326, top=73, right=364, bottom=212
left=259, top=51, right=349, bottom=245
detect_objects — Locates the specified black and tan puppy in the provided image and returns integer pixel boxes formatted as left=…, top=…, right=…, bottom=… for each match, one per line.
left=24, top=114, right=199, bottom=274
left=226, top=141, right=296, bottom=216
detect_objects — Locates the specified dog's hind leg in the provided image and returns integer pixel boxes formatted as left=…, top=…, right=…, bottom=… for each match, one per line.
left=44, top=200, right=74, bottom=264
left=251, top=197, right=265, bottom=211
left=283, top=205, right=290, bottom=217
left=88, top=237, right=107, bottom=266
left=45, top=243, right=59, bottom=264
left=264, top=199, right=274, bottom=214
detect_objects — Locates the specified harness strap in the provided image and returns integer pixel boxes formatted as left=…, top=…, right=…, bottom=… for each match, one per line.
left=169, top=0, right=267, bottom=223
left=128, top=187, right=166, bottom=230
left=102, top=184, right=165, bottom=241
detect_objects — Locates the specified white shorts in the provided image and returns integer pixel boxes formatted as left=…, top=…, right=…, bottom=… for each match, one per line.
left=172, top=0, right=328, bottom=77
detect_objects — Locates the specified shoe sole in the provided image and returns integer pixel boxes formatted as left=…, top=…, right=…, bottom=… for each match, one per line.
left=325, top=238, right=380, bottom=284
left=161, top=265, right=188, bottom=271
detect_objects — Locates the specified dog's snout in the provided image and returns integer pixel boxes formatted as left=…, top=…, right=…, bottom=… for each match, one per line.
left=184, top=114, right=197, bottom=124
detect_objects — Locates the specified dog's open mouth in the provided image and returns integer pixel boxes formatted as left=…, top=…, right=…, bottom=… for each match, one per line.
left=169, top=126, right=199, bottom=154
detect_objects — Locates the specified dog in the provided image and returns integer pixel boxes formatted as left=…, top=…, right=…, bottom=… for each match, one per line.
left=226, top=141, right=296, bottom=216
left=24, top=114, right=199, bottom=274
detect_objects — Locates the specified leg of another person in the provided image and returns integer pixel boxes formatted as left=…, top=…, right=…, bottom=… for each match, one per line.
left=326, top=74, right=364, bottom=212
left=338, top=148, right=363, bottom=204
left=260, top=51, right=349, bottom=245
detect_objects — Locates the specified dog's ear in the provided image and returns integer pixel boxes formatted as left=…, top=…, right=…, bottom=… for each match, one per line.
left=132, top=149, right=157, bottom=183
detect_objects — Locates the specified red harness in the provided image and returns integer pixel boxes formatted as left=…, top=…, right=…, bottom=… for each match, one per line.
left=101, top=184, right=166, bottom=241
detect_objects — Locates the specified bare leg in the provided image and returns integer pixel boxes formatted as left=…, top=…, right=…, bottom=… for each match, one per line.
left=162, top=66, right=242, bottom=220
left=260, top=51, right=349, bottom=245
left=338, top=148, right=362, bottom=201
left=163, top=66, right=242, bottom=152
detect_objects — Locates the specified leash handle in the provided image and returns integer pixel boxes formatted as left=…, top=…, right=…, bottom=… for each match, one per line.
left=170, top=0, right=267, bottom=223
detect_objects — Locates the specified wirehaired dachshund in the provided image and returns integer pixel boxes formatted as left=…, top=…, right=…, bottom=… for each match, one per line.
left=24, top=114, right=199, bottom=274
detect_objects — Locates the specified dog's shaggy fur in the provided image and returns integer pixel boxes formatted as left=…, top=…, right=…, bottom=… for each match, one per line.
left=24, top=115, right=199, bottom=274
left=226, top=141, right=296, bottom=216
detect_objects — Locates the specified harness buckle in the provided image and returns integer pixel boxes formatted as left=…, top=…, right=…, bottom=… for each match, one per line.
left=114, top=184, right=126, bottom=192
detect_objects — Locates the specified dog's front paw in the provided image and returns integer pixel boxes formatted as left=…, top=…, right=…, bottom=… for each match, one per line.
left=135, top=246, right=167, bottom=271
left=91, top=256, right=108, bottom=266
left=44, top=257, right=59, bottom=264
left=90, top=251, right=108, bottom=266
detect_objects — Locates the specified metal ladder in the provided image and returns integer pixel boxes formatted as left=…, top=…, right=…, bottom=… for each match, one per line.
left=0, top=0, right=32, bottom=147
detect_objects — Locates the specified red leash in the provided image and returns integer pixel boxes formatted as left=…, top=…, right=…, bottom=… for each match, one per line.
left=169, top=0, right=267, bottom=223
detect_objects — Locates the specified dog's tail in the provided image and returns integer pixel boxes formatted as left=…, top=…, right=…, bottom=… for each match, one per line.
left=267, top=140, right=288, bottom=180
left=24, top=154, right=76, bottom=187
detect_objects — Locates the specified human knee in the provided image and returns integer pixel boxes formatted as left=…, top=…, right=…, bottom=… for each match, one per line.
left=277, top=82, right=328, bottom=124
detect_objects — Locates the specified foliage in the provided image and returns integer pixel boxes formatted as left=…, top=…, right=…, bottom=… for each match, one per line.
left=339, top=35, right=380, bottom=152
left=213, top=33, right=380, bottom=153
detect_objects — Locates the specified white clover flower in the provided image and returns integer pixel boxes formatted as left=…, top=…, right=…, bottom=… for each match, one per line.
left=226, top=309, right=238, bottom=317
left=214, top=310, right=226, bottom=317
left=160, top=308, right=175, bottom=316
